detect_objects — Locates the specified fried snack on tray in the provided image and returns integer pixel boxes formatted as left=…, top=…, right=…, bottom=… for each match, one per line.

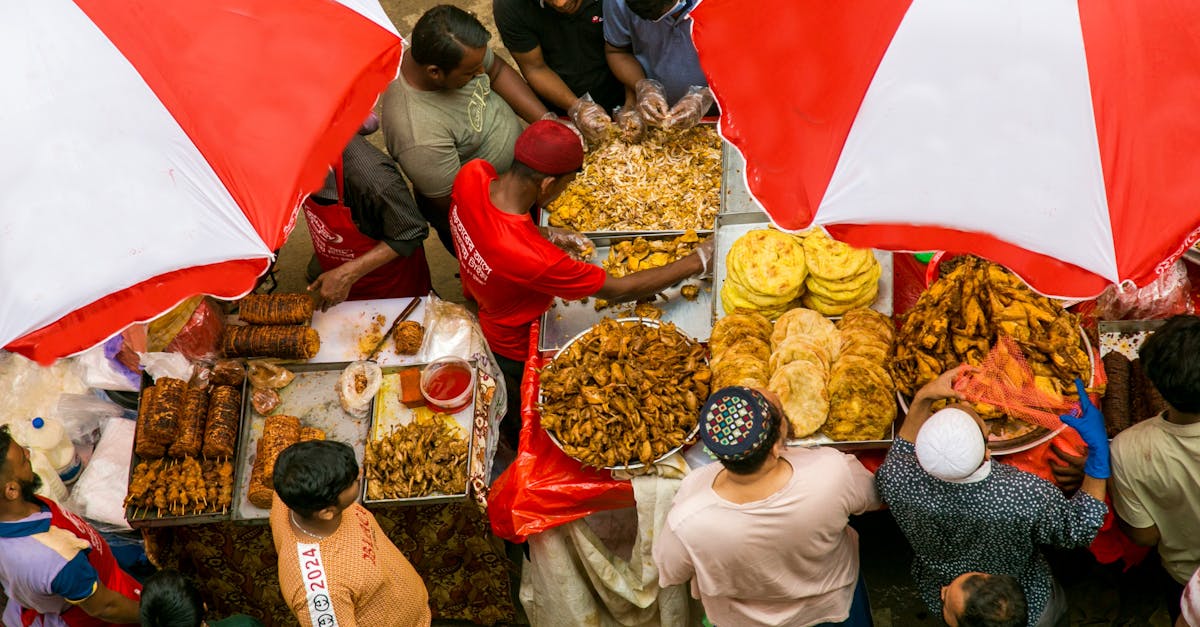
left=168, top=388, right=209, bottom=458
left=799, top=230, right=880, bottom=316
left=134, top=387, right=166, bottom=459
left=238, top=294, right=315, bottom=325
left=546, top=126, right=720, bottom=232
left=221, top=325, right=320, bottom=359
left=539, top=319, right=710, bottom=468
left=822, top=309, right=897, bottom=442
left=393, top=320, right=424, bottom=355
left=603, top=231, right=704, bottom=278
left=765, top=309, right=837, bottom=437
left=721, top=230, right=807, bottom=320
left=247, top=415, right=301, bottom=508
left=201, top=385, right=241, bottom=458
left=891, top=256, right=1092, bottom=440
left=299, top=427, right=326, bottom=442
left=365, top=415, right=468, bottom=500
left=145, top=377, right=186, bottom=447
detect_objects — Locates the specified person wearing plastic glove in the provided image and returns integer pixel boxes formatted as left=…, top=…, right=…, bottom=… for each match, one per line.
left=447, top=120, right=712, bottom=449
left=493, top=0, right=625, bottom=115
left=632, top=79, right=713, bottom=131
left=876, top=367, right=1109, bottom=627
left=568, top=95, right=614, bottom=145
left=603, top=0, right=714, bottom=124
left=1108, top=315, right=1200, bottom=623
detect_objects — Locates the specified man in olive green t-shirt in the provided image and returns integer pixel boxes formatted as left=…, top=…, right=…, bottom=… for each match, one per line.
left=382, top=4, right=548, bottom=255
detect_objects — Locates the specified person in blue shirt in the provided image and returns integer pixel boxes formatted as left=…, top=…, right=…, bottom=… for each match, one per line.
left=602, top=0, right=714, bottom=130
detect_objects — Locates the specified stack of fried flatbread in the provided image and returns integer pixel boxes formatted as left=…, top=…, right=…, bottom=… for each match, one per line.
left=709, top=311, right=773, bottom=390
left=720, top=230, right=807, bottom=320
left=823, top=309, right=897, bottom=441
left=767, top=308, right=840, bottom=438
left=799, top=230, right=880, bottom=316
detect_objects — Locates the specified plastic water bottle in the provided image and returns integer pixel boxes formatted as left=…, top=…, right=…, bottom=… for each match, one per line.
left=12, top=417, right=82, bottom=485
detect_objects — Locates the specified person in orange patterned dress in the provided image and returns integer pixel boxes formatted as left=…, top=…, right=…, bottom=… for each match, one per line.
left=269, top=440, right=431, bottom=627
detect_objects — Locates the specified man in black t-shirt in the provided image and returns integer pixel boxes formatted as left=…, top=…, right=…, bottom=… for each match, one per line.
left=493, top=0, right=624, bottom=114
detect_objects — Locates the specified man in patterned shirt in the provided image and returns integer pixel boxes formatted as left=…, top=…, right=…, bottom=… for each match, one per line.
left=876, top=367, right=1110, bottom=627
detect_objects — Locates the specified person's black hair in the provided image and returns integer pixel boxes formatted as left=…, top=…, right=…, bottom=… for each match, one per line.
left=719, top=398, right=783, bottom=475
left=410, top=5, right=491, bottom=72
left=1140, top=314, right=1200, bottom=413
left=273, top=440, right=359, bottom=518
left=627, top=0, right=676, bottom=21
left=0, top=425, right=12, bottom=477
left=957, top=573, right=1027, bottom=627
left=140, top=569, right=204, bottom=627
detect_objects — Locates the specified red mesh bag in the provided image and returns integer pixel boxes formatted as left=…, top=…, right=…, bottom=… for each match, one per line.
left=953, top=336, right=1077, bottom=430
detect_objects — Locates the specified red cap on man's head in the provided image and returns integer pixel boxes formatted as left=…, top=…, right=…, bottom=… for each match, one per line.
left=514, top=120, right=584, bottom=176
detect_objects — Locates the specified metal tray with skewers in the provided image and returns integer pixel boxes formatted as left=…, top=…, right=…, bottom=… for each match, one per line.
left=124, top=375, right=242, bottom=528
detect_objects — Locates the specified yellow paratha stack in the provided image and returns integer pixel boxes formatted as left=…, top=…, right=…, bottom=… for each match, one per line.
left=766, top=308, right=840, bottom=438
left=823, top=308, right=898, bottom=441
left=709, top=311, right=773, bottom=390
left=800, top=229, right=880, bottom=316
left=720, top=230, right=807, bottom=320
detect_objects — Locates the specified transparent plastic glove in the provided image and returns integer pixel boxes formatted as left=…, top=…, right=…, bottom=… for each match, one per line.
left=568, top=95, right=613, bottom=145
left=1059, top=379, right=1110, bottom=479
left=545, top=227, right=595, bottom=262
left=613, top=106, right=646, bottom=144
left=635, top=78, right=669, bottom=125
left=695, top=238, right=715, bottom=277
left=663, top=86, right=714, bottom=130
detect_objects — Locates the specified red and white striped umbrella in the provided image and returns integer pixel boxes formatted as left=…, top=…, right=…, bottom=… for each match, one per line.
left=2, top=0, right=402, bottom=364
left=692, top=0, right=1200, bottom=299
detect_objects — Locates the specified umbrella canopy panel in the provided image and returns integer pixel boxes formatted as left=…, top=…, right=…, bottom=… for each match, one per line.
left=1, top=0, right=402, bottom=363
left=693, top=0, right=1200, bottom=299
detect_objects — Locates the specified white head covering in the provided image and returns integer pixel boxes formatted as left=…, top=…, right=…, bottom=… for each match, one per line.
left=915, top=407, right=990, bottom=483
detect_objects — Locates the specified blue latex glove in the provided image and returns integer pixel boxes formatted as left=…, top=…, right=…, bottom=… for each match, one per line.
left=1059, top=379, right=1110, bottom=479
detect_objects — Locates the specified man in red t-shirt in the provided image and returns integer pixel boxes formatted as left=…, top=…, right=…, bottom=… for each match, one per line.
left=449, top=120, right=713, bottom=446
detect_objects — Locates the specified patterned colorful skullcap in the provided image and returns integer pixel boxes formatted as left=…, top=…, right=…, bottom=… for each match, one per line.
left=700, top=386, right=773, bottom=460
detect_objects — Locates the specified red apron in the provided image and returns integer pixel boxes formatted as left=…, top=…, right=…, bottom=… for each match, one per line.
left=302, top=158, right=432, bottom=300
left=21, top=498, right=142, bottom=627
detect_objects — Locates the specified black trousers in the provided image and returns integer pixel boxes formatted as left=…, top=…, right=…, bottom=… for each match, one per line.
left=494, top=353, right=525, bottom=450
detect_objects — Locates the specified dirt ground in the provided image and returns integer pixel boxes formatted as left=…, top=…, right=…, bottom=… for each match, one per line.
left=270, top=2, right=1178, bottom=625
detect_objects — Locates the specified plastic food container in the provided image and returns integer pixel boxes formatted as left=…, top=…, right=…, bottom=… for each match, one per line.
left=420, top=357, right=475, bottom=414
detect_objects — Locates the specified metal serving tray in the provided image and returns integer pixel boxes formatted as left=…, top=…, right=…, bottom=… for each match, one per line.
left=539, top=318, right=703, bottom=471
left=362, top=361, right=479, bottom=507
left=720, top=141, right=765, bottom=217
left=539, top=232, right=714, bottom=351
left=712, top=217, right=894, bottom=321
left=125, top=373, right=244, bottom=528
left=231, top=361, right=372, bottom=523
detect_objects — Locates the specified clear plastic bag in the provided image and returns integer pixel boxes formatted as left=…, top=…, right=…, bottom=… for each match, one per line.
left=1095, top=260, right=1194, bottom=320
left=56, top=393, right=126, bottom=447
left=418, top=293, right=508, bottom=480
left=246, top=360, right=295, bottom=389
